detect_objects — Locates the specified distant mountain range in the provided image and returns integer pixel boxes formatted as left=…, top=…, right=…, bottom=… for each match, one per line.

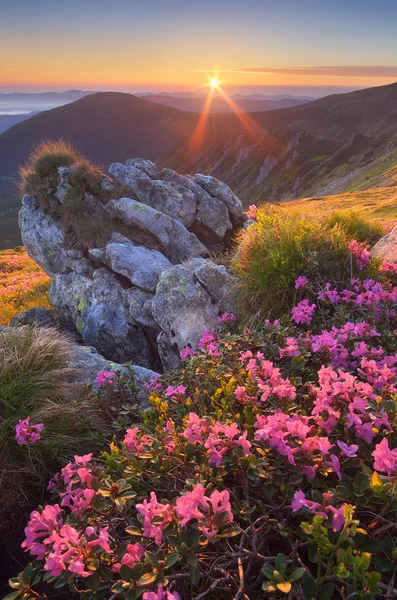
left=1, top=82, right=397, bottom=248
left=0, top=112, right=39, bottom=134
left=138, top=94, right=310, bottom=113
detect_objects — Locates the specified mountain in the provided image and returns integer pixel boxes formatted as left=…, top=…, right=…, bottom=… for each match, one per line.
left=141, top=94, right=309, bottom=113
left=0, top=112, right=37, bottom=134
left=0, top=90, right=95, bottom=114
left=1, top=82, right=397, bottom=249
left=0, top=92, right=196, bottom=178
left=165, top=82, right=397, bottom=202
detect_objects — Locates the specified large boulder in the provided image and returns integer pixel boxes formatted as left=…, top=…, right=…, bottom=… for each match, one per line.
left=151, top=258, right=236, bottom=370
left=20, top=158, right=243, bottom=372
left=372, top=226, right=397, bottom=262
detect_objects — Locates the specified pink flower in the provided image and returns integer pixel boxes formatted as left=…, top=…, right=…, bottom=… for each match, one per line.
left=96, top=370, right=115, bottom=387
left=113, top=542, right=145, bottom=573
left=295, top=275, right=309, bottom=289
left=15, top=417, right=44, bottom=446
left=246, top=204, right=257, bottom=220
left=372, top=438, right=397, bottom=476
left=165, top=385, right=186, bottom=399
left=217, top=312, right=236, bottom=324
left=337, top=440, right=358, bottom=457
left=180, top=346, right=192, bottom=360
left=292, top=299, right=316, bottom=325
left=348, top=240, right=371, bottom=270
left=136, top=493, right=173, bottom=545
left=143, top=585, right=180, bottom=600
left=328, top=505, right=347, bottom=532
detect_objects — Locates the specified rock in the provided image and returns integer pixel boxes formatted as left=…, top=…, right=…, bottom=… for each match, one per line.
left=109, top=163, right=197, bottom=227
left=55, top=166, right=71, bottom=203
left=20, top=158, right=244, bottom=373
left=194, top=174, right=244, bottom=224
left=10, top=307, right=57, bottom=328
left=151, top=258, right=236, bottom=369
left=108, top=197, right=208, bottom=264
left=19, top=195, right=69, bottom=275
left=372, top=226, right=397, bottom=262
left=70, top=344, right=158, bottom=401
left=101, top=178, right=114, bottom=193
left=125, top=158, right=160, bottom=179
left=50, top=268, right=160, bottom=369
left=161, top=169, right=233, bottom=245
left=95, top=233, right=172, bottom=293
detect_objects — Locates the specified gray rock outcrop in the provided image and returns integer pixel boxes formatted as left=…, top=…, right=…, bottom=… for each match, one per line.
left=372, top=226, right=397, bottom=262
left=19, top=158, right=243, bottom=371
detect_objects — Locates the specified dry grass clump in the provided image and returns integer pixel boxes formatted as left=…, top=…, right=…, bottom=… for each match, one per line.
left=19, top=139, right=79, bottom=200
left=0, top=248, right=50, bottom=325
left=232, top=204, right=384, bottom=324
left=0, top=326, right=101, bottom=487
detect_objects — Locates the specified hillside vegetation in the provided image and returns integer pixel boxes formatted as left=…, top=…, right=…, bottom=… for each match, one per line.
left=0, top=248, right=50, bottom=324
left=287, top=186, right=397, bottom=222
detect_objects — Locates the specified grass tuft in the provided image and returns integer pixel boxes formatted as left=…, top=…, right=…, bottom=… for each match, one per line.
left=232, top=204, right=384, bottom=324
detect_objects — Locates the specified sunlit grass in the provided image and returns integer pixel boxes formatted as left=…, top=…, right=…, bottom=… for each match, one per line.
left=0, top=248, right=50, bottom=325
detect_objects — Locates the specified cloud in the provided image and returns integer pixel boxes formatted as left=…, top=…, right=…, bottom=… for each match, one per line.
left=192, top=66, right=397, bottom=78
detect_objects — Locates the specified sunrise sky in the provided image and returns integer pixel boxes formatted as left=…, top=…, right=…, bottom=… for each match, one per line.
left=1, top=0, right=397, bottom=93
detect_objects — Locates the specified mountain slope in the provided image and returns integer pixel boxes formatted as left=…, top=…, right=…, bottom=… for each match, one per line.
left=0, top=113, right=37, bottom=134
left=142, top=94, right=309, bottom=113
left=0, top=92, right=197, bottom=177
left=1, top=83, right=397, bottom=212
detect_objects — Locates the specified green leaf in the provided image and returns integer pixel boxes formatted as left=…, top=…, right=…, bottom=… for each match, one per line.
left=302, top=572, right=317, bottom=600
left=187, top=555, right=198, bottom=568
left=165, top=553, right=180, bottom=568
left=125, top=525, right=143, bottom=536
left=139, top=572, right=157, bottom=586
left=275, top=553, right=287, bottom=577
left=2, top=593, right=20, bottom=600
left=190, top=564, right=200, bottom=586
left=289, top=567, right=306, bottom=582
left=261, top=565, right=276, bottom=580
left=120, top=564, right=134, bottom=582
left=319, top=583, right=335, bottom=600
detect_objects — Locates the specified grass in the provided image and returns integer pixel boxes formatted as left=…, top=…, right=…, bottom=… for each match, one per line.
left=0, top=248, right=50, bottom=325
left=0, top=326, right=100, bottom=488
left=287, top=186, right=397, bottom=224
left=18, top=139, right=124, bottom=251
left=232, top=204, right=385, bottom=323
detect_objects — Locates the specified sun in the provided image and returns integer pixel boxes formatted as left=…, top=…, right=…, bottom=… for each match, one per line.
left=209, top=77, right=220, bottom=89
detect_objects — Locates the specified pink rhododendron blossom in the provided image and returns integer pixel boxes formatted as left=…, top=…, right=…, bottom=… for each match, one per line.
left=180, top=346, right=193, bottom=360
left=199, top=329, right=221, bottom=356
left=96, top=370, right=115, bottom=387
left=123, top=427, right=151, bottom=457
left=292, top=299, right=316, bottom=325
left=143, top=585, right=180, bottom=600
left=15, top=417, right=44, bottom=446
left=165, top=385, right=186, bottom=399
left=348, top=240, right=371, bottom=270
left=175, top=483, right=233, bottom=538
left=113, top=542, right=145, bottom=573
left=337, top=441, right=358, bottom=457
left=136, top=492, right=173, bottom=545
left=295, top=275, right=309, bottom=289
left=246, top=204, right=257, bottom=220
left=218, top=312, right=236, bottom=324
left=372, top=438, right=397, bottom=476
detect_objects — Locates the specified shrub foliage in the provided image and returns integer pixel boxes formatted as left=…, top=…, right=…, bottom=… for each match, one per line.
left=232, top=205, right=385, bottom=323
left=9, top=259, right=397, bottom=600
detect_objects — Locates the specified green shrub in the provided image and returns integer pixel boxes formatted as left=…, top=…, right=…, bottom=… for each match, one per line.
left=9, top=277, right=397, bottom=600
left=232, top=204, right=383, bottom=323
left=324, top=209, right=386, bottom=245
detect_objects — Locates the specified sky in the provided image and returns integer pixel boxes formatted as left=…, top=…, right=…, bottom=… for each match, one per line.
left=1, top=0, right=397, bottom=93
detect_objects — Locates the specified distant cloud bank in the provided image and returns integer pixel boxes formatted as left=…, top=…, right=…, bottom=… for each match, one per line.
left=193, top=66, right=397, bottom=78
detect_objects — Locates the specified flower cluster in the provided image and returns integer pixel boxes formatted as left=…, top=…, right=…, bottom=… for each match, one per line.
left=10, top=271, right=397, bottom=600
left=348, top=239, right=371, bottom=270
left=15, top=417, right=44, bottom=446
